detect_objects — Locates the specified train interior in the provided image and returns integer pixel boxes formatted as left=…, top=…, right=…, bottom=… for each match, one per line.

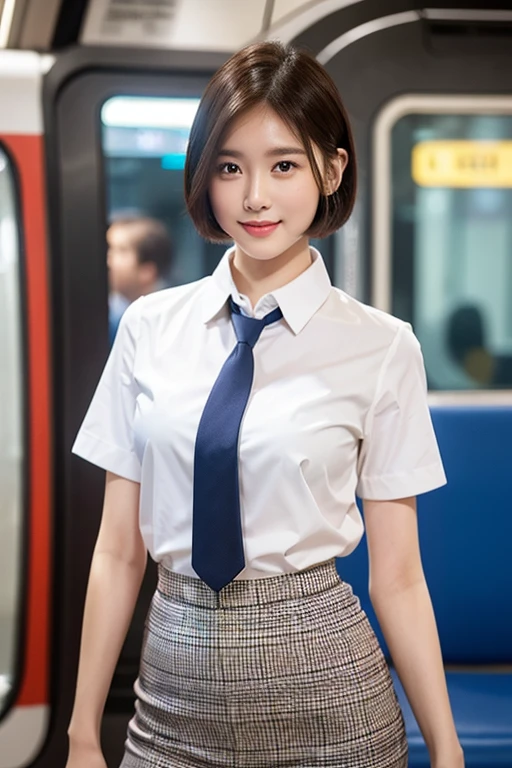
left=0, top=1, right=511, bottom=766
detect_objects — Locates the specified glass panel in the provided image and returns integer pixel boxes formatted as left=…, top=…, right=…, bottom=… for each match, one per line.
left=101, top=96, right=228, bottom=326
left=391, top=113, right=512, bottom=390
left=0, top=145, right=24, bottom=712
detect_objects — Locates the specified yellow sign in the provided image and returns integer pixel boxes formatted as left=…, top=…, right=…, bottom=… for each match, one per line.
left=412, top=140, right=512, bottom=187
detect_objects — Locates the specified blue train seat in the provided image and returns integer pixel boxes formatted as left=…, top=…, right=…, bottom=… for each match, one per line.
left=338, top=406, right=512, bottom=767
left=392, top=670, right=512, bottom=767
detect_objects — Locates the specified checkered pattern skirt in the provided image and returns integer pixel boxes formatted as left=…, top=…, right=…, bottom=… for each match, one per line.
left=120, top=559, right=408, bottom=767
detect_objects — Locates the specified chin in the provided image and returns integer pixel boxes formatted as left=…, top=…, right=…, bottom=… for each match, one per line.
left=233, top=237, right=305, bottom=262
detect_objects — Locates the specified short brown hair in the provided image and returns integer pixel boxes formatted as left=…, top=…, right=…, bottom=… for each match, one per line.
left=184, top=41, right=357, bottom=243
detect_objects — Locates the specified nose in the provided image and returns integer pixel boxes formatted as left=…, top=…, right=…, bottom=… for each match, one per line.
left=243, top=171, right=271, bottom=212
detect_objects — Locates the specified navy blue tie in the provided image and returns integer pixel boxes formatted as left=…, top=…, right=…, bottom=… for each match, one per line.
left=192, top=298, right=283, bottom=591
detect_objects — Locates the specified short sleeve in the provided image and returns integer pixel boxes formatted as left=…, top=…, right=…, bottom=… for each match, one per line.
left=356, top=323, right=446, bottom=500
left=71, top=298, right=143, bottom=482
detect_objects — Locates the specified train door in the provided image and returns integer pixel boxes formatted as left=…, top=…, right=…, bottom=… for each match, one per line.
left=0, top=51, right=52, bottom=768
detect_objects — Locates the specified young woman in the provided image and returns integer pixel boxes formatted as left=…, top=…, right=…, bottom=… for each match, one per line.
left=67, top=41, right=464, bottom=768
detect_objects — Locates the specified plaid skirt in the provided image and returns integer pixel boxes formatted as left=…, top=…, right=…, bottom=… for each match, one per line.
left=120, top=560, right=408, bottom=768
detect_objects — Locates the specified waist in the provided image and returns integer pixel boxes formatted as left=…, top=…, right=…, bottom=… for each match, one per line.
left=157, top=558, right=341, bottom=608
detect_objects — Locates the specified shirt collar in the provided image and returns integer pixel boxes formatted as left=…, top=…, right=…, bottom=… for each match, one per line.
left=200, top=245, right=332, bottom=335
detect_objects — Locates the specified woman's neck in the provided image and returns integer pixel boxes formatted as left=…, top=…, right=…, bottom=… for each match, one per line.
left=230, top=237, right=312, bottom=308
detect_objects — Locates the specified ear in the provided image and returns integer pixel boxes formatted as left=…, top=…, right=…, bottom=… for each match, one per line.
left=325, top=149, right=349, bottom=195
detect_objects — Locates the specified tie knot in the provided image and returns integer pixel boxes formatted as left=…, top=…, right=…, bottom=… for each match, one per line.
left=229, top=298, right=283, bottom=348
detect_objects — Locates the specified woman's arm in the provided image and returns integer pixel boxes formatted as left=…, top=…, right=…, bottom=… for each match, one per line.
left=363, top=496, right=464, bottom=768
left=67, top=471, right=147, bottom=751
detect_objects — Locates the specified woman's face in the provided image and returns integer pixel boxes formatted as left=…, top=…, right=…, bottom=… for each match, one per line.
left=209, top=104, right=329, bottom=263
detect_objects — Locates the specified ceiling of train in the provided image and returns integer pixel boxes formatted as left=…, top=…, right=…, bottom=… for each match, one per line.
left=1, top=0, right=323, bottom=51
left=3, top=0, right=300, bottom=50
left=1, top=0, right=512, bottom=52
left=77, top=0, right=380, bottom=51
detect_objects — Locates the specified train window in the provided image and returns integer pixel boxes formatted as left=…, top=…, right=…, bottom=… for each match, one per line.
left=376, top=100, right=512, bottom=392
left=0, top=146, right=23, bottom=712
left=101, top=95, right=226, bottom=288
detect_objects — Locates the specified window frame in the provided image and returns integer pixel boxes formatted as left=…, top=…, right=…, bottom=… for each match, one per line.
left=0, top=139, right=29, bottom=723
left=372, top=94, right=512, bottom=403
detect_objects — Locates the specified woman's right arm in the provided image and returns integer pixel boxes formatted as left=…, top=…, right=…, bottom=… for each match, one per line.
left=66, top=470, right=147, bottom=766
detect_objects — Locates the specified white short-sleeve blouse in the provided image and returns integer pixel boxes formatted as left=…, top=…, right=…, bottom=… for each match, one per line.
left=72, top=247, right=446, bottom=579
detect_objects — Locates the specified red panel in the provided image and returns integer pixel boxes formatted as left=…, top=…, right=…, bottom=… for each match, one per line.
left=2, top=134, right=51, bottom=707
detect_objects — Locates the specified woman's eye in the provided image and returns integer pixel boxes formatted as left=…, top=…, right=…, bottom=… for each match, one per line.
left=274, top=161, right=296, bottom=173
left=219, top=162, right=240, bottom=174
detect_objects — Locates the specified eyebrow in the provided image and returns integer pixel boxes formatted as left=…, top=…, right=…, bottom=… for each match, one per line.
left=217, top=147, right=307, bottom=158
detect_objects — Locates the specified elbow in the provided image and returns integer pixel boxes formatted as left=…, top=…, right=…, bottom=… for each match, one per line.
left=127, top=539, right=148, bottom=573
left=369, top=566, right=426, bottom=605
left=95, top=533, right=147, bottom=573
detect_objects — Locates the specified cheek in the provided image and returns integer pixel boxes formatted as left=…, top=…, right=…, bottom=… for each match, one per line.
left=209, top=181, right=233, bottom=224
left=121, top=254, right=138, bottom=275
left=111, top=255, right=125, bottom=273
left=283, top=180, right=320, bottom=220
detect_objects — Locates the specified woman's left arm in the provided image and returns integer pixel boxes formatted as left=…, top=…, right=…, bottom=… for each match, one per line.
left=363, top=496, right=464, bottom=768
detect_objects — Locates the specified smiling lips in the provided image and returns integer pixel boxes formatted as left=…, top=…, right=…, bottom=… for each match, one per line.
left=240, top=220, right=281, bottom=237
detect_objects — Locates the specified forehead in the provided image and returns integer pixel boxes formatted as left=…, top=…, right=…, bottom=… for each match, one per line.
left=220, top=103, right=303, bottom=148
left=108, top=223, right=138, bottom=248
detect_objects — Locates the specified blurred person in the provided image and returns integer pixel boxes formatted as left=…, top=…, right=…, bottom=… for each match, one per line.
left=447, top=304, right=494, bottom=386
left=107, top=216, right=172, bottom=343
